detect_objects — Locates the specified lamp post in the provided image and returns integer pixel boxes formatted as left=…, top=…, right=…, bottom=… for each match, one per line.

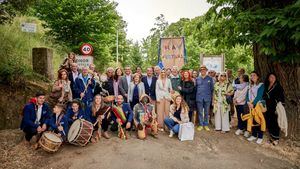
left=116, top=29, right=119, bottom=65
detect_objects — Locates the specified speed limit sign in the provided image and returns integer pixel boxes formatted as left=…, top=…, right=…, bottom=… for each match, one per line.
left=80, top=43, right=93, bottom=55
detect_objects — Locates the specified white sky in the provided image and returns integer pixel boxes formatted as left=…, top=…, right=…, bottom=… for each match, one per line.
left=113, top=0, right=211, bottom=42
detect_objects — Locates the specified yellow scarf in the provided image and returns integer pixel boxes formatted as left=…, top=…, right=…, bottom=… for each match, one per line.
left=242, top=103, right=266, bottom=132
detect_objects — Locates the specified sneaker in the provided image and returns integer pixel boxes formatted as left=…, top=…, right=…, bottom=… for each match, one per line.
left=272, top=140, right=279, bottom=146
left=244, top=131, right=250, bottom=138
left=197, top=126, right=203, bottom=131
left=247, top=136, right=257, bottom=142
left=169, top=130, right=174, bottom=137
left=235, top=129, right=244, bottom=135
left=256, top=138, right=263, bottom=144
left=204, top=126, right=210, bottom=131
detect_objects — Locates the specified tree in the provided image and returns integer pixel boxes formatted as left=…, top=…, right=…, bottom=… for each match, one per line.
left=206, top=0, right=300, bottom=140
left=0, top=0, right=35, bottom=24
left=34, top=0, right=127, bottom=71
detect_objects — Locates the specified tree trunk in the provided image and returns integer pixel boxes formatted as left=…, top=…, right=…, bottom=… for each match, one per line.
left=253, top=44, right=300, bottom=140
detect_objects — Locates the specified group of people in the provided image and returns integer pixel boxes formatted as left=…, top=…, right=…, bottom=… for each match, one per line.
left=20, top=52, right=286, bottom=150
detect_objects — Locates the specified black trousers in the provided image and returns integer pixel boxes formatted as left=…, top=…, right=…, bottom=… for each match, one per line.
left=23, top=127, right=38, bottom=141
left=266, top=110, right=280, bottom=140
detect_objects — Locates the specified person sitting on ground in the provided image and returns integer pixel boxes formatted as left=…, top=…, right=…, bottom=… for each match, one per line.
left=110, top=95, right=133, bottom=139
left=133, top=94, right=158, bottom=139
left=164, top=95, right=189, bottom=138
left=20, top=92, right=51, bottom=146
left=65, top=99, right=88, bottom=125
left=86, top=95, right=112, bottom=142
left=46, top=103, right=69, bottom=142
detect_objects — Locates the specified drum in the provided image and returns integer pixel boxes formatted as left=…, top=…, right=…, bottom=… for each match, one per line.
left=68, top=119, right=93, bottom=146
left=39, top=132, right=62, bottom=153
left=103, top=95, right=115, bottom=103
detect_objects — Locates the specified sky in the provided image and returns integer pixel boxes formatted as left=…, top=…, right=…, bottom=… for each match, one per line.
left=113, top=0, right=211, bottom=42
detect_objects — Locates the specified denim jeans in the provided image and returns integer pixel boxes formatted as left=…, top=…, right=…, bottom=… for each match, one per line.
left=164, top=118, right=180, bottom=134
left=196, top=99, right=211, bottom=126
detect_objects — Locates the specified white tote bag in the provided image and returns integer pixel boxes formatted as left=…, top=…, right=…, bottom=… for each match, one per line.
left=276, top=102, right=288, bottom=137
left=178, top=122, right=194, bottom=141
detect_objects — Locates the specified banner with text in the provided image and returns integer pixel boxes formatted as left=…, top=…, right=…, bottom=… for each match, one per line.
left=159, top=37, right=186, bottom=69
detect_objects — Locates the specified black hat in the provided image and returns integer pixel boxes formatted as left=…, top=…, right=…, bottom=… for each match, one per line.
left=35, top=91, right=45, bottom=97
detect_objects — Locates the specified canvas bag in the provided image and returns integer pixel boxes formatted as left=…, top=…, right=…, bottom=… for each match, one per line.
left=178, top=122, right=194, bottom=141
left=276, top=102, right=288, bottom=137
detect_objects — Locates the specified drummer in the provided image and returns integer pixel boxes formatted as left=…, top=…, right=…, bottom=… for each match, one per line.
left=86, top=95, right=112, bottom=142
left=66, top=99, right=89, bottom=125
left=133, top=94, right=158, bottom=138
left=111, top=95, right=133, bottom=139
left=20, top=92, right=51, bottom=146
left=46, top=103, right=69, bottom=141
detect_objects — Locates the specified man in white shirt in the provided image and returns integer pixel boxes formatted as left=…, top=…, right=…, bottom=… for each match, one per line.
left=69, top=63, right=81, bottom=98
left=20, top=92, right=51, bottom=145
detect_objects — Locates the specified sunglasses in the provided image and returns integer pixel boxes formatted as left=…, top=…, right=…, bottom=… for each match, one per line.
left=220, top=75, right=226, bottom=77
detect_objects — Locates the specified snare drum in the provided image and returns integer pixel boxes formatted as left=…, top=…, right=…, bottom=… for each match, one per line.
left=68, top=119, right=93, bottom=146
left=39, top=132, right=62, bottom=153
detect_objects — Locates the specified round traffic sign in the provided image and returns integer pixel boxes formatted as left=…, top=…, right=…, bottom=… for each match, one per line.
left=80, top=43, right=93, bottom=55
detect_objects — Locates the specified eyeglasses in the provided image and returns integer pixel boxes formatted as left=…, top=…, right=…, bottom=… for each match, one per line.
left=220, top=75, right=226, bottom=77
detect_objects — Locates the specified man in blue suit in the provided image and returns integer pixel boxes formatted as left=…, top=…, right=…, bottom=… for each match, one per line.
left=196, top=65, right=214, bottom=131
left=111, top=95, right=133, bottom=138
left=141, top=67, right=157, bottom=102
left=20, top=92, right=51, bottom=144
left=74, top=67, right=95, bottom=107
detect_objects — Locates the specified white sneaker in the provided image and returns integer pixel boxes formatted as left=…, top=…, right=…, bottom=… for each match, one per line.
left=247, top=136, right=257, bottom=142
left=244, top=131, right=250, bottom=138
left=235, top=129, right=244, bottom=135
left=256, top=138, right=263, bottom=144
left=169, top=130, right=174, bottom=138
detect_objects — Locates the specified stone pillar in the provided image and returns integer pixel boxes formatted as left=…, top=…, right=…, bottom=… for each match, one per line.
left=32, top=47, right=54, bottom=80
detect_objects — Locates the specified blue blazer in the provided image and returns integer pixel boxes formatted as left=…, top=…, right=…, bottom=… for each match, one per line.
left=112, top=103, right=133, bottom=123
left=46, top=113, right=69, bottom=137
left=141, top=76, right=157, bottom=101
left=65, top=108, right=88, bottom=125
left=20, top=103, right=51, bottom=130
left=195, top=76, right=214, bottom=102
left=74, top=74, right=95, bottom=103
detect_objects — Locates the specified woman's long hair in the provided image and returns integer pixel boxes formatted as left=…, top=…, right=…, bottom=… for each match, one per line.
left=264, top=73, right=280, bottom=88
left=250, top=71, right=261, bottom=85
left=114, top=67, right=123, bottom=82
left=91, top=94, right=105, bottom=116
left=173, top=95, right=189, bottom=113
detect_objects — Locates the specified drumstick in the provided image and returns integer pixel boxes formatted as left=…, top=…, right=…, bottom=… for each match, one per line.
left=93, top=107, right=111, bottom=126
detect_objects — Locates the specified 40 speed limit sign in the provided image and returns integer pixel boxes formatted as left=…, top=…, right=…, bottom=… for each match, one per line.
left=80, top=43, right=93, bottom=55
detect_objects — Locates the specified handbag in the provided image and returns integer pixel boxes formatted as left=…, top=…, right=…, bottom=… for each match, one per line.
left=178, top=122, right=194, bottom=141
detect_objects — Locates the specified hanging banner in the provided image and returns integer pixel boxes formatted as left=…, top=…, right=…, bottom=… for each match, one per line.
left=158, top=37, right=187, bottom=69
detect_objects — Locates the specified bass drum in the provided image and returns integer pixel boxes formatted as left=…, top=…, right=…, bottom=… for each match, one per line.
left=68, top=119, right=93, bottom=146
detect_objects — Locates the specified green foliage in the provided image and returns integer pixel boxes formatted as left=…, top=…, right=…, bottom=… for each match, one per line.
left=205, top=0, right=300, bottom=63
left=0, top=16, right=64, bottom=85
left=0, top=0, right=36, bottom=24
left=34, top=0, right=128, bottom=71
left=142, top=14, right=253, bottom=74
